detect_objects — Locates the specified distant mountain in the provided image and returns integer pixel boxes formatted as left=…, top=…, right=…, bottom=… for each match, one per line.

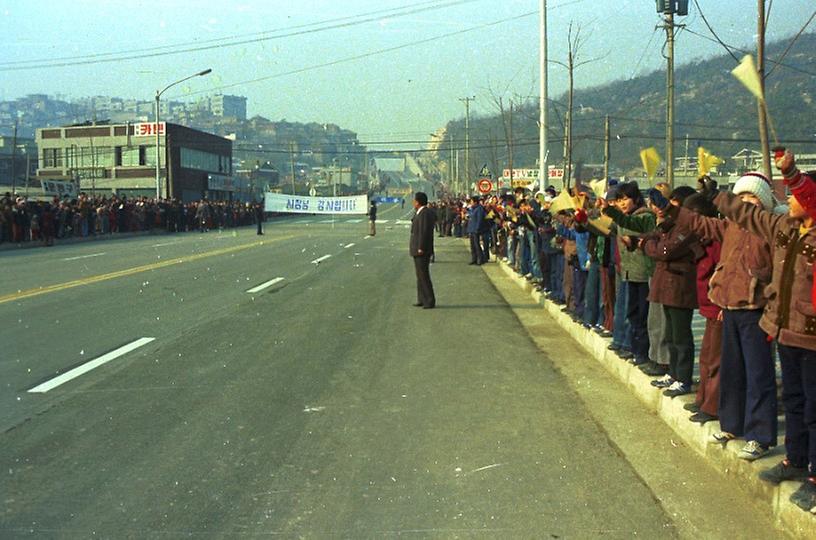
left=440, top=31, right=816, bottom=182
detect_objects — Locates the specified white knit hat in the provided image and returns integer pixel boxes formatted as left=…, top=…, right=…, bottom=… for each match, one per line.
left=732, top=171, right=774, bottom=210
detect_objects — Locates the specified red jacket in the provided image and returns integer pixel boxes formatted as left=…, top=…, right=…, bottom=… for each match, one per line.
left=696, top=240, right=722, bottom=320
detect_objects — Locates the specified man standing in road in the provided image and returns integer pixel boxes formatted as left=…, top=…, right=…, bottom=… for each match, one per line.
left=467, top=196, right=487, bottom=265
left=254, top=202, right=264, bottom=235
left=409, top=192, right=435, bottom=309
left=368, top=200, right=377, bottom=236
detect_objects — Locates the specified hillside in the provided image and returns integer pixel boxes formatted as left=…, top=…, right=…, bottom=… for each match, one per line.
left=439, top=31, right=816, bottom=181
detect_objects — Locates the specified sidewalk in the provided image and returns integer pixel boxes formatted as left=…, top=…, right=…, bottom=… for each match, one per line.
left=493, top=260, right=816, bottom=538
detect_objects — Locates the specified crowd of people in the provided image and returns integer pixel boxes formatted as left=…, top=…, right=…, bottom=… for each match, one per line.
left=430, top=149, right=816, bottom=514
left=0, top=193, right=266, bottom=247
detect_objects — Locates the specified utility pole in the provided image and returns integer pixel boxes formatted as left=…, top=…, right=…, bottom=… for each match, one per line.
left=603, top=115, right=610, bottom=181
left=684, top=133, right=690, bottom=177
left=289, top=141, right=297, bottom=196
left=539, top=0, right=548, bottom=194
left=565, top=42, right=574, bottom=189
left=10, top=117, right=17, bottom=196
left=756, top=0, right=775, bottom=194
left=664, top=9, right=676, bottom=188
left=509, top=101, right=514, bottom=190
left=459, top=96, right=475, bottom=194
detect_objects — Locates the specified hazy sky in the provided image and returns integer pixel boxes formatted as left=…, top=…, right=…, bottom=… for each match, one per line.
left=1, top=0, right=812, bottom=143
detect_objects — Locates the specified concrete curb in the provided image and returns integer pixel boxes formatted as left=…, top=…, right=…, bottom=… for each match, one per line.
left=495, top=260, right=816, bottom=537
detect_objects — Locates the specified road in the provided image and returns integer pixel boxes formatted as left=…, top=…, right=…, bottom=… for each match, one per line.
left=0, top=203, right=779, bottom=537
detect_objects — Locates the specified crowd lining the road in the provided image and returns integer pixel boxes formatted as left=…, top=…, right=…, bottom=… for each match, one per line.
left=431, top=149, right=816, bottom=515
left=0, top=193, right=265, bottom=246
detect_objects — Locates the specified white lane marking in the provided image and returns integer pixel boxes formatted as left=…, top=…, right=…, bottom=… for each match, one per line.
left=364, top=235, right=372, bottom=240
left=28, top=337, right=156, bottom=394
left=246, top=277, right=285, bottom=293
left=345, top=219, right=363, bottom=223
left=294, top=220, right=312, bottom=224
left=396, top=220, right=412, bottom=224
left=320, top=219, right=336, bottom=223
left=312, top=254, right=331, bottom=264
left=62, top=252, right=106, bottom=261
left=151, top=241, right=179, bottom=247
left=344, top=243, right=355, bottom=249
left=375, top=219, right=389, bottom=224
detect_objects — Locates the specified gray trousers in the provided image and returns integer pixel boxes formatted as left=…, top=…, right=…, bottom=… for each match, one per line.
left=648, top=300, right=671, bottom=366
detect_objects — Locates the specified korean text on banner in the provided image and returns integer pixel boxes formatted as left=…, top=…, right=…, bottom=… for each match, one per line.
left=264, top=193, right=368, bottom=214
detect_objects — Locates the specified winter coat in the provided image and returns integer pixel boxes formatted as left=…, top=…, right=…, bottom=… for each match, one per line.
left=640, top=220, right=701, bottom=309
left=603, top=205, right=656, bottom=282
left=667, top=204, right=771, bottom=311
left=715, top=191, right=816, bottom=351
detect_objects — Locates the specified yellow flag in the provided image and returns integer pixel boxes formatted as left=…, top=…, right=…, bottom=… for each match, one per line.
left=548, top=189, right=577, bottom=215
left=589, top=215, right=614, bottom=236
left=731, top=55, right=764, bottom=101
left=640, top=147, right=661, bottom=180
left=589, top=178, right=607, bottom=199
left=697, top=146, right=724, bottom=178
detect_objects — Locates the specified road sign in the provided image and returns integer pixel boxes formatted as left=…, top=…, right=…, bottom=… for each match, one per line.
left=477, top=178, right=493, bottom=194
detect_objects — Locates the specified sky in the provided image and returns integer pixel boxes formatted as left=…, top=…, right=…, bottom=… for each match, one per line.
left=0, top=0, right=813, bottom=144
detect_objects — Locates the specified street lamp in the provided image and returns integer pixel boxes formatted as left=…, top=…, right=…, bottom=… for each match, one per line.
left=154, top=68, right=212, bottom=199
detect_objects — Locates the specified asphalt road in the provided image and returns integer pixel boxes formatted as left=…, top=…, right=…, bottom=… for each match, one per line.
left=0, top=203, right=761, bottom=537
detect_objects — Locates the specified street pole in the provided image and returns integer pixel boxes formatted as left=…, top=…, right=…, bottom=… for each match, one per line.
left=289, top=141, right=297, bottom=195
left=539, top=0, right=548, bottom=193
left=664, top=10, right=675, bottom=188
left=603, top=115, right=610, bottom=181
left=155, top=68, right=212, bottom=201
left=459, top=96, right=475, bottom=194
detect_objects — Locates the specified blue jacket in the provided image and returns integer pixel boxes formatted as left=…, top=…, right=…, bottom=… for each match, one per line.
left=557, top=224, right=590, bottom=270
left=466, top=204, right=486, bottom=234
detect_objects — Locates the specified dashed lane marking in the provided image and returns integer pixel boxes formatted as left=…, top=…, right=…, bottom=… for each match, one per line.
left=246, top=277, right=285, bottom=294
left=28, top=337, right=156, bottom=393
left=344, top=243, right=355, bottom=249
left=62, top=252, right=106, bottom=261
left=311, top=254, right=332, bottom=264
left=345, top=219, right=363, bottom=223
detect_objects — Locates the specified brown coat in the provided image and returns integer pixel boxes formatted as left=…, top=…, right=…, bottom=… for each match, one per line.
left=641, top=220, right=701, bottom=309
left=667, top=203, right=772, bottom=310
left=715, top=191, right=816, bottom=351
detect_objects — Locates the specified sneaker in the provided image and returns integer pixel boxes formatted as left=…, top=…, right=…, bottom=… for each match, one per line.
left=689, top=411, right=718, bottom=424
left=789, top=478, right=816, bottom=512
left=683, top=402, right=701, bottom=412
left=758, top=459, right=808, bottom=484
left=650, top=374, right=674, bottom=388
left=628, top=356, right=648, bottom=366
left=607, top=343, right=621, bottom=351
left=618, top=351, right=634, bottom=360
left=738, top=440, right=769, bottom=461
left=640, top=362, right=670, bottom=377
left=711, top=431, right=736, bottom=444
left=663, top=381, right=692, bottom=398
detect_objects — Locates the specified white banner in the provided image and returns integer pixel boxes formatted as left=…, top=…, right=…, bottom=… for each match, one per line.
left=40, top=179, right=79, bottom=198
left=264, top=193, right=368, bottom=214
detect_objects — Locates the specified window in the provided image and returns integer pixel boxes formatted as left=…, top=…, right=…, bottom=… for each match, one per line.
left=43, top=148, right=62, bottom=168
left=115, top=146, right=122, bottom=166
left=139, top=146, right=147, bottom=166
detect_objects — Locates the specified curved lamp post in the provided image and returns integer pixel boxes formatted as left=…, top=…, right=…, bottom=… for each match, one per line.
left=154, top=68, right=212, bottom=199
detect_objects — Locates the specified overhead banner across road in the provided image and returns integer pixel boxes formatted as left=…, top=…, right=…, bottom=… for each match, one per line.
left=264, top=193, right=368, bottom=214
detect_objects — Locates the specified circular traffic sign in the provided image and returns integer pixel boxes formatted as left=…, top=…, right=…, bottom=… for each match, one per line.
left=477, top=178, right=493, bottom=194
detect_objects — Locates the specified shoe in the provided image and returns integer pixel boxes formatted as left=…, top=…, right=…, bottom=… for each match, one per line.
left=423, top=305, right=435, bottom=309
left=651, top=374, right=674, bottom=388
left=758, top=459, right=809, bottom=484
left=640, top=362, right=670, bottom=376
left=789, top=478, right=816, bottom=512
left=711, top=431, right=736, bottom=444
left=738, top=440, right=769, bottom=461
left=663, top=381, right=692, bottom=398
left=618, top=351, right=634, bottom=360
left=412, top=303, right=423, bottom=307
left=525, top=273, right=533, bottom=279
left=689, top=412, right=718, bottom=424
left=607, top=343, right=621, bottom=351
left=628, top=356, right=648, bottom=366
left=468, top=262, right=477, bottom=265
left=683, top=402, right=701, bottom=413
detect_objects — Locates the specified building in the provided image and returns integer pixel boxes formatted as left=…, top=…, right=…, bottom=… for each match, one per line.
left=200, top=94, right=247, bottom=120
left=35, top=121, right=233, bottom=202
left=0, top=135, right=38, bottom=194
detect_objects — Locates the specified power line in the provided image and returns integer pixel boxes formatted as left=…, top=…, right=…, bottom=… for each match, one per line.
left=766, top=9, right=816, bottom=78
left=0, top=0, right=477, bottom=72
left=691, top=0, right=739, bottom=62
left=0, top=0, right=452, bottom=68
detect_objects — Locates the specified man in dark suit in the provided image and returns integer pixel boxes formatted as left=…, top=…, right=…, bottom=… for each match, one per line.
left=409, top=192, right=436, bottom=309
